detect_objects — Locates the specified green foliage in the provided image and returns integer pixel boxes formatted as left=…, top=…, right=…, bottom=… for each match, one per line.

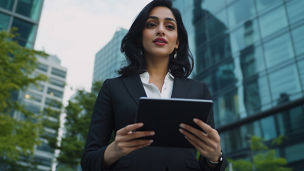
left=228, top=136, right=292, bottom=171
left=57, top=81, right=103, bottom=169
left=0, top=30, right=48, bottom=169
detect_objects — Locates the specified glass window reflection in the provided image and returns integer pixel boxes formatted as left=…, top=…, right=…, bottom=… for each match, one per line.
left=12, top=17, right=37, bottom=45
left=297, top=59, right=304, bottom=88
left=286, top=0, right=304, bottom=25
left=255, top=0, right=282, bottom=14
left=15, top=0, right=43, bottom=21
left=0, top=12, right=10, bottom=30
left=230, top=20, right=260, bottom=53
left=227, top=0, right=255, bottom=29
left=0, top=0, right=15, bottom=11
left=259, top=6, right=287, bottom=38
left=291, top=25, right=304, bottom=56
left=264, top=33, right=294, bottom=68
left=239, top=46, right=265, bottom=78
left=201, top=0, right=225, bottom=14
left=269, top=64, right=301, bottom=102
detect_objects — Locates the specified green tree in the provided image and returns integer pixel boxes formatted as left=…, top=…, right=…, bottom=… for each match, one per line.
left=0, top=30, right=48, bottom=169
left=228, top=136, right=292, bottom=171
left=57, top=81, right=103, bottom=169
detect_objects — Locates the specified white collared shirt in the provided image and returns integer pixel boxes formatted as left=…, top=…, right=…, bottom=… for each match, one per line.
left=140, top=72, right=174, bottom=99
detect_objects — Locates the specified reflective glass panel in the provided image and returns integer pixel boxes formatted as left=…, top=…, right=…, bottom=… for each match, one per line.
left=49, top=77, right=65, bottom=88
left=24, top=101, right=41, bottom=114
left=239, top=46, right=265, bottom=78
left=11, top=17, right=37, bottom=45
left=264, top=33, right=294, bottom=68
left=47, top=88, right=63, bottom=98
left=259, top=6, right=288, bottom=38
left=51, top=68, right=66, bottom=78
left=255, top=0, right=282, bottom=14
left=291, top=25, right=304, bottom=56
left=206, top=9, right=228, bottom=40
left=230, top=20, right=260, bottom=53
left=45, top=98, right=61, bottom=108
left=243, top=76, right=271, bottom=115
left=269, top=64, right=301, bottom=101
left=227, top=0, right=255, bottom=29
left=0, top=0, right=14, bottom=11
left=15, top=0, right=43, bottom=21
left=37, top=63, right=48, bottom=72
left=298, top=59, right=304, bottom=88
left=286, top=0, right=304, bottom=25
left=29, top=83, right=44, bottom=92
left=0, top=12, right=10, bottom=30
left=24, top=91, right=42, bottom=103
left=202, top=0, right=225, bottom=14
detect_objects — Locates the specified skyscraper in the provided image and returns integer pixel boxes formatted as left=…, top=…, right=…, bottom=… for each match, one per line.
left=20, top=55, right=67, bottom=171
left=173, top=0, right=304, bottom=170
left=0, top=0, right=44, bottom=48
left=93, top=28, right=128, bottom=83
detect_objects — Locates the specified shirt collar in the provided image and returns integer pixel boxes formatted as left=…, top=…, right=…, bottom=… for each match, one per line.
left=140, top=71, right=174, bottom=84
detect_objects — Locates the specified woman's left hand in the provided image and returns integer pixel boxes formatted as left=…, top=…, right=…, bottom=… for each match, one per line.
left=179, top=118, right=221, bottom=162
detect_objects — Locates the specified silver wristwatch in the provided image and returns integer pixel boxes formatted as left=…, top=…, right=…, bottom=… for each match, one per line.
left=208, top=152, right=223, bottom=165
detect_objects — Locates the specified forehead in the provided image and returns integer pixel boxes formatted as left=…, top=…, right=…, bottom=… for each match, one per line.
left=148, top=6, right=176, bottom=20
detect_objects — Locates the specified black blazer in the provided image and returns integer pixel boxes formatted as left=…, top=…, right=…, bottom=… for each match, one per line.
left=81, top=74, right=226, bottom=171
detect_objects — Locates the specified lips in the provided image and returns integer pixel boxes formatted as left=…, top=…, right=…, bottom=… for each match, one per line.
left=153, top=37, right=168, bottom=46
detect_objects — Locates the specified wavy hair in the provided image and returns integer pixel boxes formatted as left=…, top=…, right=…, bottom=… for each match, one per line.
left=118, top=0, right=193, bottom=78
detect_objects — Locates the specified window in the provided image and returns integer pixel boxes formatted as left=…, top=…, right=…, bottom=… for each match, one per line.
left=24, top=101, right=41, bottom=114
left=255, top=0, right=282, bottom=14
left=291, top=25, right=304, bottom=56
left=227, top=0, right=255, bottom=29
left=11, top=17, right=37, bottom=46
left=0, top=12, right=10, bottom=30
left=268, top=64, right=301, bottom=101
left=0, top=0, right=14, bottom=11
left=264, top=33, right=294, bottom=68
left=240, top=46, right=265, bottom=78
left=29, top=83, right=44, bottom=92
left=47, top=87, right=63, bottom=98
left=49, top=77, right=65, bottom=88
left=24, top=91, right=42, bottom=103
left=259, top=6, right=287, bottom=38
left=51, top=68, right=66, bottom=78
left=15, top=0, right=43, bottom=21
left=45, top=98, right=61, bottom=109
left=37, top=63, right=48, bottom=72
left=286, top=0, right=304, bottom=25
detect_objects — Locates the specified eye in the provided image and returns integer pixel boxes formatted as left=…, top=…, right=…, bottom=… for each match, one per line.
left=166, top=24, right=175, bottom=30
left=145, top=22, right=157, bottom=28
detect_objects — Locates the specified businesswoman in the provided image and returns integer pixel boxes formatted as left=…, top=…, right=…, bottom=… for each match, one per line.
left=81, top=0, right=226, bottom=170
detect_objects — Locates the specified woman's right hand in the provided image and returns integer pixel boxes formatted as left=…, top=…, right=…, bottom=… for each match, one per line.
left=104, top=122, right=155, bottom=166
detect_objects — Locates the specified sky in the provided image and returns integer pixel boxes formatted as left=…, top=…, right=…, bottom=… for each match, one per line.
left=35, top=0, right=152, bottom=104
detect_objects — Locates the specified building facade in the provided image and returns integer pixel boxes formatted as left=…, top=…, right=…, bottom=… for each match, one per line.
left=0, top=0, right=44, bottom=48
left=19, top=55, right=67, bottom=171
left=172, top=0, right=304, bottom=170
left=93, top=28, right=128, bottom=83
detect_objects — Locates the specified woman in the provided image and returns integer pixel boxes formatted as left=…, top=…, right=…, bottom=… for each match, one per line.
left=81, top=0, right=226, bottom=170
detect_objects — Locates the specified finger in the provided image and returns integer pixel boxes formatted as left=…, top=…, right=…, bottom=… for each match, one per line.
left=117, top=131, right=155, bottom=142
left=180, top=123, right=207, bottom=137
left=119, top=139, right=153, bottom=148
left=179, top=128, right=208, bottom=150
left=184, top=136, right=208, bottom=156
left=117, top=123, right=144, bottom=135
left=193, top=118, right=216, bottom=136
left=181, top=129, right=216, bottom=155
left=125, top=141, right=152, bottom=153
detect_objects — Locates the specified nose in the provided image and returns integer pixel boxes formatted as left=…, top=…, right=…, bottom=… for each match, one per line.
left=156, top=24, right=165, bottom=36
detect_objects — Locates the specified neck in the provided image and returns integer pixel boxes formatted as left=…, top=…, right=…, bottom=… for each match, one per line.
left=145, top=54, right=169, bottom=79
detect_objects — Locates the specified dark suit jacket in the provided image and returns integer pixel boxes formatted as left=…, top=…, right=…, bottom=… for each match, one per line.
left=81, top=74, right=226, bottom=171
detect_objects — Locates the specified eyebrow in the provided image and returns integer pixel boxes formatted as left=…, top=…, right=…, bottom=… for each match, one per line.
left=147, top=16, right=176, bottom=23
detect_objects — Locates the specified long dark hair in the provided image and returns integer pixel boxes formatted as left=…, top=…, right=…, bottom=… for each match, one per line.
left=119, top=0, right=193, bottom=78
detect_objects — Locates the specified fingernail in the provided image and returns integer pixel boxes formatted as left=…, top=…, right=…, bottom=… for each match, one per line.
left=149, top=140, right=154, bottom=143
left=180, top=123, right=184, bottom=128
left=193, top=118, right=198, bottom=123
left=179, top=129, right=183, bottom=133
left=138, top=123, right=144, bottom=126
left=150, top=131, right=155, bottom=135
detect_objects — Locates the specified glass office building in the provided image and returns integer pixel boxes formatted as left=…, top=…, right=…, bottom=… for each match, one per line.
left=0, top=0, right=43, bottom=48
left=172, top=0, right=304, bottom=170
left=93, top=28, right=128, bottom=83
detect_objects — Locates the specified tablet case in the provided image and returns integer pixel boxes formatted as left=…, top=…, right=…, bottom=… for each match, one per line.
left=136, top=97, right=213, bottom=148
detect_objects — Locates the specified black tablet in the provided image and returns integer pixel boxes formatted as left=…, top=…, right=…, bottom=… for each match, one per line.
left=135, top=97, right=213, bottom=148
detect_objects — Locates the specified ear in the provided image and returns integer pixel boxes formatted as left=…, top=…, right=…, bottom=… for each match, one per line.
left=175, top=40, right=179, bottom=49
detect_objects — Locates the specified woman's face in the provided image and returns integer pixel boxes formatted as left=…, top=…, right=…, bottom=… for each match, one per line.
left=142, top=6, right=179, bottom=58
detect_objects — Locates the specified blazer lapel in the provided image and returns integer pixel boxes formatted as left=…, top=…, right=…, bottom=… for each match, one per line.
left=122, top=74, right=147, bottom=104
left=171, top=77, right=188, bottom=98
